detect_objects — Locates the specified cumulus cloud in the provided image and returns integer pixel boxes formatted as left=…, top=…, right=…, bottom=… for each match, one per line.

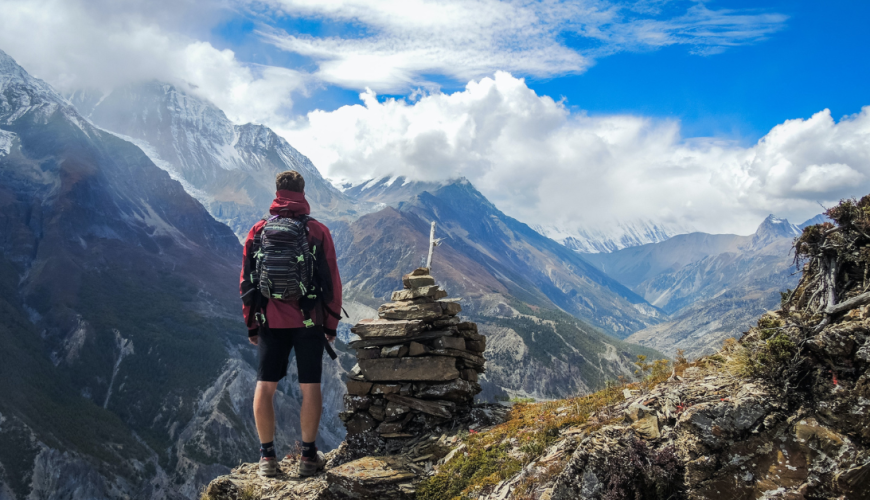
left=256, top=0, right=786, bottom=92
left=280, top=73, right=870, bottom=235
left=0, top=0, right=306, bottom=125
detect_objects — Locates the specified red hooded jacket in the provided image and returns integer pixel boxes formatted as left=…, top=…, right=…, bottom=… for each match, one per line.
left=240, top=190, right=342, bottom=333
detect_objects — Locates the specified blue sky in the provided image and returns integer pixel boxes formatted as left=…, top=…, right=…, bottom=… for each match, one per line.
left=208, top=0, right=870, bottom=144
left=2, top=0, right=868, bottom=234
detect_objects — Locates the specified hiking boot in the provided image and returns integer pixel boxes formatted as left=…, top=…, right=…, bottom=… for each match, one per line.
left=258, top=457, right=278, bottom=477
left=298, top=451, right=326, bottom=477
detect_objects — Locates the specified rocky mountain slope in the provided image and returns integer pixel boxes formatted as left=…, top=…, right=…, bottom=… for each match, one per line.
left=0, top=50, right=350, bottom=500
left=204, top=201, right=870, bottom=499
left=68, top=82, right=365, bottom=240
left=334, top=179, right=665, bottom=401
left=583, top=215, right=808, bottom=357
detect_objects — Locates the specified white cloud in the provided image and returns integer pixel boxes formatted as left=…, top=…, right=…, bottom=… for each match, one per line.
left=280, top=73, right=870, bottom=235
left=256, top=0, right=786, bottom=92
left=0, top=0, right=306, bottom=126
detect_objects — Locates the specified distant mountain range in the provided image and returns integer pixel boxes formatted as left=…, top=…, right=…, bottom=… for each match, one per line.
left=533, top=218, right=695, bottom=254
left=585, top=214, right=822, bottom=357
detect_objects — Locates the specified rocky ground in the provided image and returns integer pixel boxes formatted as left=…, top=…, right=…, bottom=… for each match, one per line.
left=201, top=405, right=508, bottom=500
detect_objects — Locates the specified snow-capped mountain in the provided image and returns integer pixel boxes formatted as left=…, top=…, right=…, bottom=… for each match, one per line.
left=343, top=175, right=451, bottom=206
left=533, top=219, right=694, bottom=254
left=68, top=82, right=366, bottom=239
left=751, top=214, right=801, bottom=248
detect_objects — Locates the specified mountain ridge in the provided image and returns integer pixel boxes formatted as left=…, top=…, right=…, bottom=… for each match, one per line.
left=68, top=81, right=368, bottom=240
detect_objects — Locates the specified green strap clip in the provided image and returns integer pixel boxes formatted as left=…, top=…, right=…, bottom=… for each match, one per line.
left=303, top=319, right=315, bottom=328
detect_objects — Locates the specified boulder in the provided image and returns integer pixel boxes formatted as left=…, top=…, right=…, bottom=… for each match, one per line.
left=358, top=357, right=460, bottom=382
left=403, top=275, right=436, bottom=288
left=346, top=380, right=373, bottom=396
left=378, top=302, right=443, bottom=321
left=346, top=412, right=376, bottom=434
left=377, top=421, right=406, bottom=434
left=352, top=319, right=423, bottom=338
left=408, top=341, right=429, bottom=356
left=391, top=285, right=448, bottom=302
left=327, top=456, right=416, bottom=499
left=439, top=301, right=462, bottom=316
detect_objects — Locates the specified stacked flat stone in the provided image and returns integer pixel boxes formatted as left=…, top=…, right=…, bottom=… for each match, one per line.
left=340, top=268, right=485, bottom=441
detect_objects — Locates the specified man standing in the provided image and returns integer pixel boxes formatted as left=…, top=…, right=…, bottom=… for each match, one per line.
left=240, top=171, right=342, bottom=477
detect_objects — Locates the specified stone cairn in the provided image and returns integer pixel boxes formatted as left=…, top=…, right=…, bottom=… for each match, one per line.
left=339, top=267, right=485, bottom=450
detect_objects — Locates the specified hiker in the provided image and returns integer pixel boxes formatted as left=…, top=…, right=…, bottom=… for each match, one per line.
left=240, top=170, right=343, bottom=477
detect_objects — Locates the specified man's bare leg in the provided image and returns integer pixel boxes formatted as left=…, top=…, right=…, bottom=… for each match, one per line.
left=254, top=381, right=279, bottom=443
left=299, top=383, right=322, bottom=443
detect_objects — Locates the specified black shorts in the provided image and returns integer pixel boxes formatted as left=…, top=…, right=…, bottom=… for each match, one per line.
left=257, top=327, right=325, bottom=383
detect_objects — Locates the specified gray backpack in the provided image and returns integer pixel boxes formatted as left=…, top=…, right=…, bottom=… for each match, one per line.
left=254, top=215, right=315, bottom=302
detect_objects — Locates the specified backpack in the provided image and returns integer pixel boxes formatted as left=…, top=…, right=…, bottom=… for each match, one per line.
left=254, top=215, right=315, bottom=303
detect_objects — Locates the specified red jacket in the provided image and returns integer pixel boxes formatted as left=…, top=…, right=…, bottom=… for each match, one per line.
left=240, top=190, right=342, bottom=333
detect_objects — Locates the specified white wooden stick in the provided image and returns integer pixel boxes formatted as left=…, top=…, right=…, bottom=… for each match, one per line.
left=426, top=221, right=436, bottom=269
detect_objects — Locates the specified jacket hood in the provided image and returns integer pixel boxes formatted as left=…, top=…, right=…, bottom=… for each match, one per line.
left=270, top=190, right=310, bottom=217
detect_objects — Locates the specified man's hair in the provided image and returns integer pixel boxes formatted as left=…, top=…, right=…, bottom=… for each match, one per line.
left=276, top=171, right=305, bottom=192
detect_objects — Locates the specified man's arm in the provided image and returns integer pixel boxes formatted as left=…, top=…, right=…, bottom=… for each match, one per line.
left=240, top=223, right=261, bottom=341
left=320, top=227, right=343, bottom=340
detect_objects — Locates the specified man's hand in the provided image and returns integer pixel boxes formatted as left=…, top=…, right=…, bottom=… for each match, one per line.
left=248, top=329, right=259, bottom=346
left=325, top=328, right=337, bottom=343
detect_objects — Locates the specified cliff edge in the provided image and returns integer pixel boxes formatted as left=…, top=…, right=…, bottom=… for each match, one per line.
left=204, top=197, right=870, bottom=499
